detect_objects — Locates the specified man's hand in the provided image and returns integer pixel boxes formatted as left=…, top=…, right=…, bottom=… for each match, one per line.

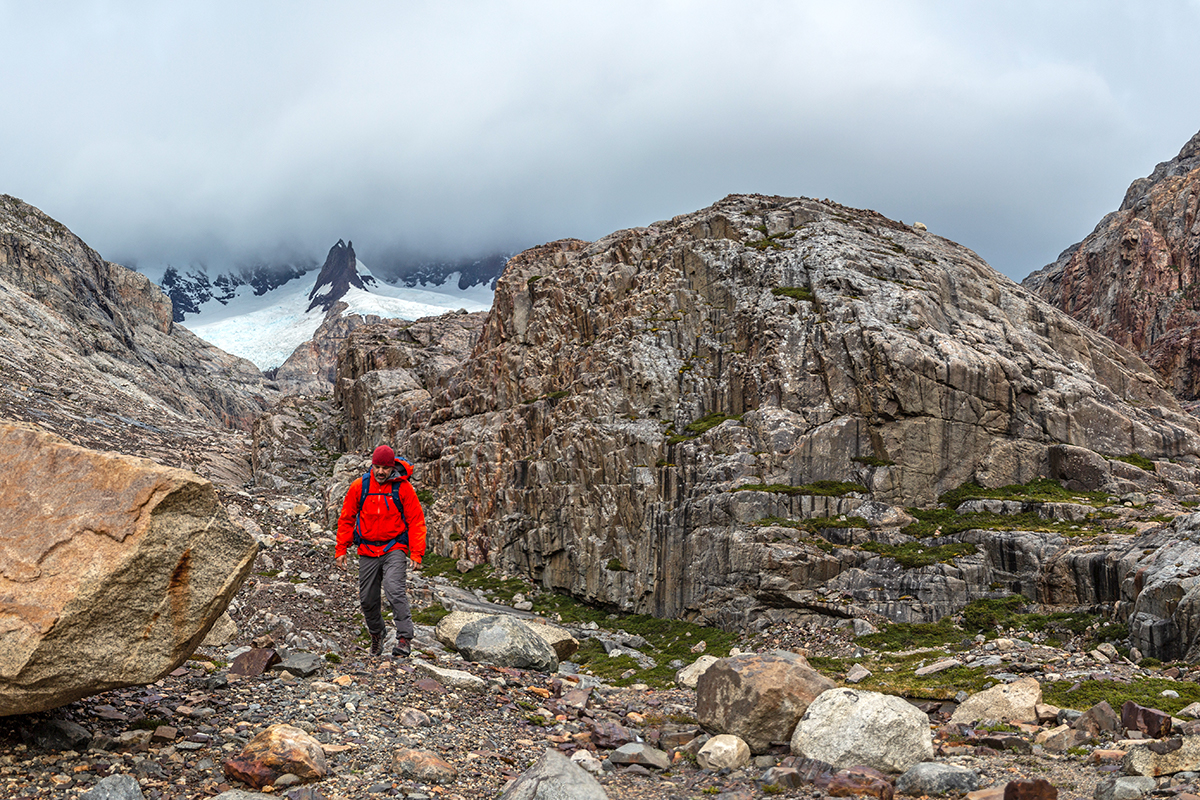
left=335, top=554, right=347, bottom=571
left=411, top=558, right=422, bottom=571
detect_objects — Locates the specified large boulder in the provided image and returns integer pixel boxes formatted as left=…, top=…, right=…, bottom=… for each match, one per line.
left=695, top=651, right=835, bottom=753
left=436, top=610, right=578, bottom=660
left=499, top=749, right=608, bottom=800
left=0, top=422, right=257, bottom=715
left=790, top=687, right=934, bottom=772
left=455, top=614, right=559, bottom=672
left=223, top=724, right=328, bottom=789
left=949, top=677, right=1042, bottom=726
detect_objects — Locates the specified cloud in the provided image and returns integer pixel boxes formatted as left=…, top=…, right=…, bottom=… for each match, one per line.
left=1, top=1, right=1198, bottom=279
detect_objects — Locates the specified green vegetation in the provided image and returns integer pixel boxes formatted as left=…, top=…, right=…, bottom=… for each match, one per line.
left=737, top=480, right=867, bottom=497
left=412, top=605, right=451, bottom=626
left=544, top=390, right=569, bottom=401
left=527, top=275, right=542, bottom=288
left=901, top=507, right=1130, bottom=540
left=938, top=478, right=1108, bottom=508
left=421, top=553, right=534, bottom=601
left=860, top=540, right=978, bottom=568
left=856, top=617, right=962, bottom=650
left=415, top=489, right=435, bottom=506
left=417, top=553, right=736, bottom=688
left=1112, top=453, right=1156, bottom=472
left=753, top=515, right=868, bottom=532
left=605, top=558, right=629, bottom=572
left=852, top=455, right=895, bottom=467
left=666, top=412, right=742, bottom=444
left=324, top=653, right=342, bottom=664
left=771, top=286, right=816, bottom=303
left=1042, top=677, right=1200, bottom=714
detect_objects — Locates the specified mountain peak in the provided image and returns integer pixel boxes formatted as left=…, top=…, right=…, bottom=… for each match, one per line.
left=307, top=239, right=373, bottom=313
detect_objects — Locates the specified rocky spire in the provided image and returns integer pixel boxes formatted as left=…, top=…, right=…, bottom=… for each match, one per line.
left=307, top=239, right=373, bottom=314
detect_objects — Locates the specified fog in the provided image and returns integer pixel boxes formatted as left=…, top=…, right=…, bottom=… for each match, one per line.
left=2, top=1, right=1198, bottom=280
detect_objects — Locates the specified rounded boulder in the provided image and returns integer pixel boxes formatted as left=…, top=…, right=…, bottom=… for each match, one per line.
left=790, top=687, right=933, bottom=772
left=695, top=651, right=835, bottom=753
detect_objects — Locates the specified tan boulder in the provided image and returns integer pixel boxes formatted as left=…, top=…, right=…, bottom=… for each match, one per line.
left=0, top=422, right=257, bottom=715
left=950, top=677, right=1042, bottom=725
left=1122, top=737, right=1200, bottom=777
left=695, top=651, right=835, bottom=753
left=434, top=610, right=577, bottom=660
left=223, top=723, right=328, bottom=789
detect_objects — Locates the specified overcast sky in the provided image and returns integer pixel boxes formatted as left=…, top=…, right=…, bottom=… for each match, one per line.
left=2, top=1, right=1198, bottom=281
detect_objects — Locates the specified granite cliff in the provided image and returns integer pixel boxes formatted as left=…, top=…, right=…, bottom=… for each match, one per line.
left=326, top=194, right=1200, bottom=634
left=1024, top=129, right=1200, bottom=399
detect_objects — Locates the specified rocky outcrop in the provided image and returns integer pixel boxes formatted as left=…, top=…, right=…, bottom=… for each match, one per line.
left=307, top=239, right=371, bottom=314
left=331, top=194, right=1200, bottom=628
left=1023, top=130, right=1200, bottom=399
left=272, top=302, right=384, bottom=395
left=0, top=421, right=257, bottom=715
left=333, top=311, right=486, bottom=452
left=0, top=194, right=275, bottom=430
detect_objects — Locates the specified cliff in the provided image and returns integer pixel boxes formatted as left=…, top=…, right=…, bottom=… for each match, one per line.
left=0, top=194, right=275, bottom=431
left=330, top=194, right=1200, bottom=628
left=1023, top=130, right=1200, bottom=398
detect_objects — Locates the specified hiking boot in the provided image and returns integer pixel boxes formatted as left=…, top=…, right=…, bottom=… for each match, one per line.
left=369, top=632, right=383, bottom=657
left=392, top=637, right=411, bottom=658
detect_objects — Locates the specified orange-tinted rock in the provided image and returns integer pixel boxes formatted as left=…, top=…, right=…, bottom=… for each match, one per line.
left=223, top=724, right=328, bottom=789
left=391, top=746, right=457, bottom=784
left=828, top=767, right=894, bottom=800
left=1003, top=778, right=1058, bottom=800
left=695, top=652, right=835, bottom=753
left=1025, top=130, right=1200, bottom=400
left=0, top=422, right=257, bottom=716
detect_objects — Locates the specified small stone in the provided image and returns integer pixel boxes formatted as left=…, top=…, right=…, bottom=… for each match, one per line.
left=846, top=664, right=871, bottom=684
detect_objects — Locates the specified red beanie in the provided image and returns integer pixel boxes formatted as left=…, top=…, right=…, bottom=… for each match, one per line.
left=371, top=445, right=396, bottom=467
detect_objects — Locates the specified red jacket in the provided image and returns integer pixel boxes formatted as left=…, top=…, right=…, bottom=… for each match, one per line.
left=336, top=461, right=427, bottom=562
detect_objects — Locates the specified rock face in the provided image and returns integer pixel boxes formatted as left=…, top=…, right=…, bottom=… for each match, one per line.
left=0, top=194, right=275, bottom=430
left=332, top=193, right=1200, bottom=628
left=307, top=239, right=370, bottom=314
left=0, top=421, right=257, bottom=715
left=1024, top=130, right=1200, bottom=399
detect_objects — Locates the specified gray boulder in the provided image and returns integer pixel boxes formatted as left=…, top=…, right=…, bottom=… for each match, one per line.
left=499, top=749, right=608, bottom=799
left=791, top=688, right=933, bottom=772
left=1095, top=776, right=1158, bottom=800
left=80, top=775, right=144, bottom=800
left=456, top=615, right=559, bottom=672
left=896, top=762, right=980, bottom=796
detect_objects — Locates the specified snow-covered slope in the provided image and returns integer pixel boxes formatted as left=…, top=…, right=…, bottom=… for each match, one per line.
left=185, top=261, right=493, bottom=369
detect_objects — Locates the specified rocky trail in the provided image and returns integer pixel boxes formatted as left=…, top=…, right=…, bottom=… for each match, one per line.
left=4, top=412, right=1200, bottom=800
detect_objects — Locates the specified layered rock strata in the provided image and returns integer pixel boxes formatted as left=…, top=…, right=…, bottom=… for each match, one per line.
left=1024, top=130, right=1200, bottom=398
left=332, top=194, right=1200, bottom=629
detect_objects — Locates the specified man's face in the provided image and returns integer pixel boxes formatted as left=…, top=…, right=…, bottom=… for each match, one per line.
left=372, top=463, right=392, bottom=481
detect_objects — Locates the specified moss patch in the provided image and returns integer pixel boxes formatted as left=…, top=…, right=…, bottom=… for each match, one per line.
left=1042, top=678, right=1200, bottom=714
left=860, top=540, right=978, bottom=568
left=737, top=480, right=867, bottom=497
left=939, top=478, right=1108, bottom=508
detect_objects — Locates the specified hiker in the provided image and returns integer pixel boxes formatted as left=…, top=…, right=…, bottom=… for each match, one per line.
left=335, top=444, right=427, bottom=657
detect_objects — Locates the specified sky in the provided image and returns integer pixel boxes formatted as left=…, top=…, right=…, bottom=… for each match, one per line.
left=1, top=1, right=1198, bottom=282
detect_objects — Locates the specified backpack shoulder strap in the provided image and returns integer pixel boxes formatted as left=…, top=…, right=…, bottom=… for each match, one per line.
left=356, top=473, right=371, bottom=515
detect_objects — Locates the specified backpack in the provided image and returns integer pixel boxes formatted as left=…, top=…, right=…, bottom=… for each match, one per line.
left=351, top=472, right=410, bottom=552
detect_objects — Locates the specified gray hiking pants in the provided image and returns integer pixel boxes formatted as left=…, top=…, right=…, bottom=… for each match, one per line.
left=358, top=548, right=413, bottom=640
